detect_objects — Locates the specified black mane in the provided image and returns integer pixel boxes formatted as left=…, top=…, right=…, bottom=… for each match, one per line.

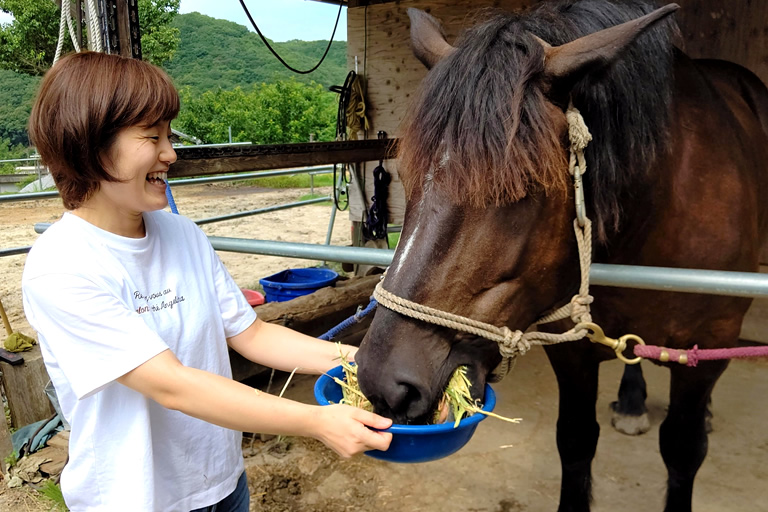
left=398, top=0, right=678, bottom=239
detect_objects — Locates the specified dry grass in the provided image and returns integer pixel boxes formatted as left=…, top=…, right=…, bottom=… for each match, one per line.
left=333, top=345, right=521, bottom=427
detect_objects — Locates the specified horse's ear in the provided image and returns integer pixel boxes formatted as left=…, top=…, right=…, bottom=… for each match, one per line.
left=540, top=3, right=679, bottom=81
left=408, top=8, right=456, bottom=69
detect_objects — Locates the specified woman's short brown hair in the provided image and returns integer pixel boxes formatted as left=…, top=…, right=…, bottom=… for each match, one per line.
left=29, top=51, right=180, bottom=210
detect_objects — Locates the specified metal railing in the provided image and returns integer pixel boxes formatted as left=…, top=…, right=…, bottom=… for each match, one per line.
left=3, top=162, right=768, bottom=300
left=18, top=229, right=768, bottom=299
left=0, top=165, right=335, bottom=203
left=1, top=165, right=337, bottom=256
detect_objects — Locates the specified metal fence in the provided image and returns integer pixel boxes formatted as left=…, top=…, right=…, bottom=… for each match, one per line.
left=1, top=165, right=338, bottom=256
left=2, top=164, right=768, bottom=299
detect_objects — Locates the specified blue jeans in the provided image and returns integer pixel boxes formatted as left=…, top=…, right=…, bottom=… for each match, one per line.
left=191, top=471, right=249, bottom=512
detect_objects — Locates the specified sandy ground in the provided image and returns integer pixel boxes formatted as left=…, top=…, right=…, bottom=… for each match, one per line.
left=2, top=183, right=768, bottom=511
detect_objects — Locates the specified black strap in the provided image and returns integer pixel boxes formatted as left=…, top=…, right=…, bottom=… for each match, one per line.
left=362, top=163, right=391, bottom=241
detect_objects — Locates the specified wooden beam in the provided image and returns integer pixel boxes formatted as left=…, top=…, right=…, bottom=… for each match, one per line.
left=0, top=346, right=55, bottom=429
left=170, top=139, right=396, bottom=179
left=347, top=0, right=397, bottom=6
left=229, top=275, right=379, bottom=382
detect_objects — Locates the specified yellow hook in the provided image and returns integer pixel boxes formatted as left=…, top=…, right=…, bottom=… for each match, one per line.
left=575, top=322, right=646, bottom=365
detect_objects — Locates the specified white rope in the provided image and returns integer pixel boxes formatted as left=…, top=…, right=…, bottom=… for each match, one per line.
left=64, top=2, right=80, bottom=52
left=53, top=0, right=81, bottom=66
left=86, top=0, right=103, bottom=52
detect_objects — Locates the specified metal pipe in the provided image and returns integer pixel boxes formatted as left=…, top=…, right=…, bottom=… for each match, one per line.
left=0, top=191, right=59, bottom=203
left=0, top=246, right=32, bottom=257
left=167, top=166, right=333, bottom=187
left=207, top=236, right=396, bottom=266
left=24, top=225, right=768, bottom=298
left=0, top=165, right=334, bottom=203
left=193, top=197, right=331, bottom=226
left=590, top=264, right=768, bottom=298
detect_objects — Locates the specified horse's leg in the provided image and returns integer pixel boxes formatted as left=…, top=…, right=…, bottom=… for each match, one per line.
left=660, top=361, right=728, bottom=512
left=610, top=363, right=651, bottom=435
left=545, top=345, right=600, bottom=512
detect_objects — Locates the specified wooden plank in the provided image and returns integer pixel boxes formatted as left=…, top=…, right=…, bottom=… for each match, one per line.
left=229, top=275, right=380, bottom=382
left=676, top=1, right=768, bottom=87
left=0, top=345, right=55, bottom=429
left=169, top=140, right=394, bottom=179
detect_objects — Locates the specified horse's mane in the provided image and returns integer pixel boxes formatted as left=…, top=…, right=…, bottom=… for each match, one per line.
left=398, top=0, right=679, bottom=239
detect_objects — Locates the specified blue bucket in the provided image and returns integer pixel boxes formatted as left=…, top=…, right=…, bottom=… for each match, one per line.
left=259, top=268, right=339, bottom=302
left=315, top=365, right=496, bottom=463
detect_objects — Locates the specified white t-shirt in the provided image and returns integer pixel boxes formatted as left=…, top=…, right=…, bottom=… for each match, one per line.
left=22, top=210, right=258, bottom=512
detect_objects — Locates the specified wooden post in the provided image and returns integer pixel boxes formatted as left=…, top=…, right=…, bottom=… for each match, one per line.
left=0, top=345, right=55, bottom=429
left=0, top=408, right=12, bottom=472
left=104, top=0, right=142, bottom=59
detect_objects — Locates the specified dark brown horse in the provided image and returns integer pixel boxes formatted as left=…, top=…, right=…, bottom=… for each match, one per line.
left=355, top=2, right=768, bottom=511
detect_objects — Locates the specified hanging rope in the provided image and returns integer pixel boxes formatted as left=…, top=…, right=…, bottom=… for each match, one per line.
left=345, top=75, right=369, bottom=140
left=86, top=0, right=103, bottom=52
left=329, top=72, right=357, bottom=211
left=54, top=0, right=81, bottom=65
left=53, top=0, right=104, bottom=65
left=238, top=0, right=343, bottom=74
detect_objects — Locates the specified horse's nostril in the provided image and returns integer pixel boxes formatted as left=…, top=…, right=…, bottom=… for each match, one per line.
left=372, top=378, right=432, bottom=424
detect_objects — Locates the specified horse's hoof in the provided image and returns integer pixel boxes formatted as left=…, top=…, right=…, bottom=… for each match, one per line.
left=611, top=410, right=651, bottom=436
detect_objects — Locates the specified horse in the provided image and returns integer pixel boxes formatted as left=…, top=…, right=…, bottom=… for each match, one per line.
left=354, top=2, right=768, bottom=511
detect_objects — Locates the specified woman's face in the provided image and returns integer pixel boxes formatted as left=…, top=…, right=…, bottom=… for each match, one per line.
left=97, top=121, right=177, bottom=216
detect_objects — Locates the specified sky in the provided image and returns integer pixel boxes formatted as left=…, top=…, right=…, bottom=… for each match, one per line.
left=0, top=0, right=347, bottom=42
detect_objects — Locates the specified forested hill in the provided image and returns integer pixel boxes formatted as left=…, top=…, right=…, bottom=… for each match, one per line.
left=0, top=11, right=349, bottom=151
left=165, top=12, right=349, bottom=92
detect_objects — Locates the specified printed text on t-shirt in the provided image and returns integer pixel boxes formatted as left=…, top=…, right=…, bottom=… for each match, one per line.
left=133, top=288, right=186, bottom=314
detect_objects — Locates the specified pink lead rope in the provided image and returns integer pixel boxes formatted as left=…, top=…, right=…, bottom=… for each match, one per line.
left=634, top=344, right=768, bottom=367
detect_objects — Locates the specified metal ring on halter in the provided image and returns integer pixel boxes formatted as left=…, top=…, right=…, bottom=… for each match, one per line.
left=575, top=322, right=646, bottom=365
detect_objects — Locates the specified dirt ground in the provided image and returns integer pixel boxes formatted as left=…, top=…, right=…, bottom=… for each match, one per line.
left=2, top=183, right=768, bottom=511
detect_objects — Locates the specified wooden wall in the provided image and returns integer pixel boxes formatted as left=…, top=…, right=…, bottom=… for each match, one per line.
left=676, top=1, right=768, bottom=87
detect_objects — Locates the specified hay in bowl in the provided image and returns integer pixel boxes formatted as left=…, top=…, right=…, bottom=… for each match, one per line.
left=314, top=364, right=499, bottom=464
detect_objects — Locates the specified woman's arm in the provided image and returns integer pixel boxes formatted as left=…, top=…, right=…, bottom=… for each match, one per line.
left=117, top=349, right=392, bottom=458
left=227, top=318, right=358, bottom=374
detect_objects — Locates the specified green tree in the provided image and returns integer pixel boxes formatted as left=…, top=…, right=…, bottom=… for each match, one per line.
left=0, top=0, right=179, bottom=75
left=0, top=0, right=65, bottom=75
left=0, top=136, right=29, bottom=174
left=175, top=79, right=337, bottom=145
left=138, top=0, right=180, bottom=67
left=0, top=69, right=39, bottom=146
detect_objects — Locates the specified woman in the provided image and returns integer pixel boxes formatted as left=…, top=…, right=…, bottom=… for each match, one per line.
left=22, top=51, right=392, bottom=512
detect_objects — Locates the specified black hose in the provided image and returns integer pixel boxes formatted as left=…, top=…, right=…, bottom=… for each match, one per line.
left=238, top=0, right=343, bottom=75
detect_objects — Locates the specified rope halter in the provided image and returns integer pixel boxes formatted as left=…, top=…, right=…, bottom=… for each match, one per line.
left=372, top=103, right=602, bottom=382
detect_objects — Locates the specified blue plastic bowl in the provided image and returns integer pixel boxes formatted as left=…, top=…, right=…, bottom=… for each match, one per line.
left=259, top=268, right=338, bottom=302
left=314, top=365, right=496, bottom=463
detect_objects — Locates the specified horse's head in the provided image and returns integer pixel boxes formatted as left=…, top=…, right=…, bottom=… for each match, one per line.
left=355, top=3, right=679, bottom=424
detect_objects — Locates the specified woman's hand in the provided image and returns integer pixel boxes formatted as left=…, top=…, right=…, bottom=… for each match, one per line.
left=310, top=404, right=393, bottom=458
